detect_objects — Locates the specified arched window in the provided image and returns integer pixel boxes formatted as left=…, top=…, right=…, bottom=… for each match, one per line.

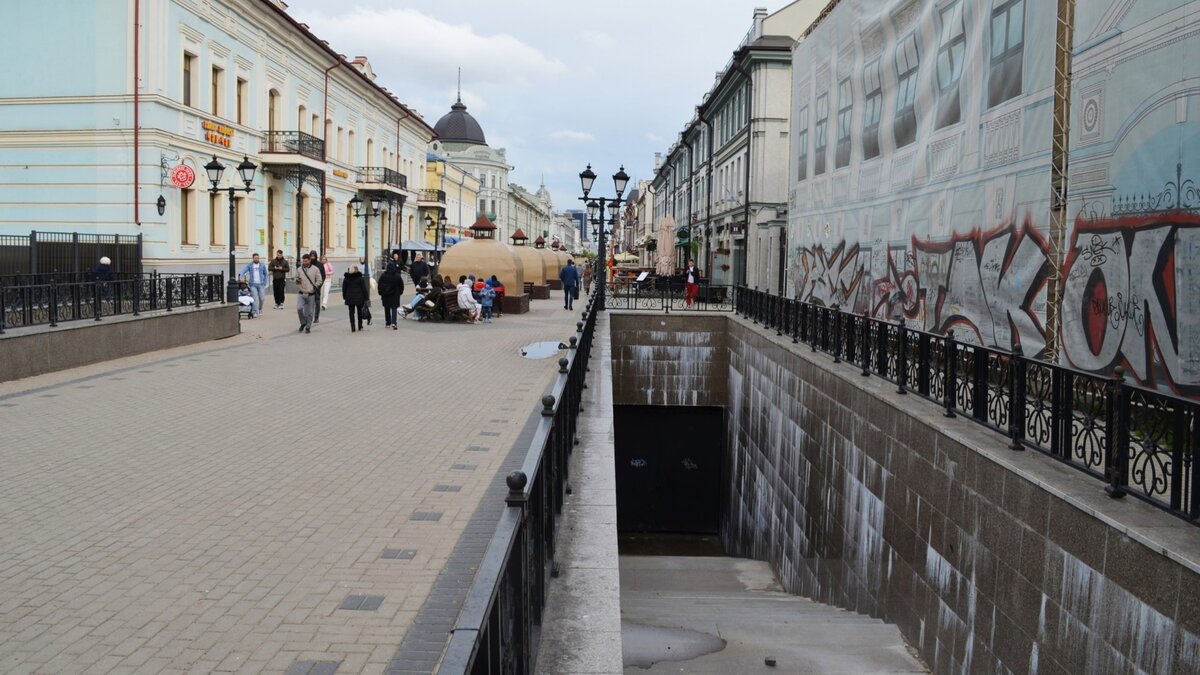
left=267, top=89, right=280, bottom=133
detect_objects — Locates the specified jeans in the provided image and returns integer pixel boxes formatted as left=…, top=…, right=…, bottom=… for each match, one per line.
left=249, top=284, right=267, bottom=314
left=384, top=306, right=398, bottom=326
left=296, top=293, right=317, bottom=328
left=272, top=279, right=286, bottom=306
left=482, top=305, right=493, bottom=320
left=564, top=286, right=576, bottom=309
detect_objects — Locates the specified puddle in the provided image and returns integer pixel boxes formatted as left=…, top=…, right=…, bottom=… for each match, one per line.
left=519, top=341, right=563, bottom=359
left=622, top=620, right=727, bottom=669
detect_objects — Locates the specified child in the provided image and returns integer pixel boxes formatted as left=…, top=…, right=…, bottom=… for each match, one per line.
left=478, top=280, right=497, bottom=323
left=237, top=280, right=256, bottom=317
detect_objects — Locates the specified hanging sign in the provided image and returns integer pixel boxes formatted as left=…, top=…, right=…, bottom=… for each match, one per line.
left=169, top=164, right=195, bottom=189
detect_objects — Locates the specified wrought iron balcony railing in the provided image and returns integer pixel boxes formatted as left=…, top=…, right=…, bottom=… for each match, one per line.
left=356, top=167, right=408, bottom=190
left=261, top=131, right=324, bottom=161
left=419, top=189, right=446, bottom=204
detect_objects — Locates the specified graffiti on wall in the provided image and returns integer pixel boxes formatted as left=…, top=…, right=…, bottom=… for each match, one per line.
left=794, top=213, right=1200, bottom=393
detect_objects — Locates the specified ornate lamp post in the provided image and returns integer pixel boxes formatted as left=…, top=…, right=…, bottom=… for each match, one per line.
left=579, top=163, right=629, bottom=311
left=204, top=155, right=257, bottom=302
left=424, top=213, right=448, bottom=266
left=350, top=193, right=382, bottom=275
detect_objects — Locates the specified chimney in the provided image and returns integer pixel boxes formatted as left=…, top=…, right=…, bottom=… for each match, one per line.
left=754, top=7, right=768, bottom=37
left=654, top=152, right=663, bottom=170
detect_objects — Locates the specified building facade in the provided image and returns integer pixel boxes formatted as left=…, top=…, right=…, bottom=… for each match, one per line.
left=650, top=1, right=824, bottom=291
left=507, top=182, right=553, bottom=247
left=420, top=154, right=481, bottom=248
left=0, top=0, right=436, bottom=273
left=429, top=96, right=515, bottom=242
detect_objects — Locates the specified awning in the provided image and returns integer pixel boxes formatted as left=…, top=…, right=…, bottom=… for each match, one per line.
left=400, top=239, right=436, bottom=251
left=443, top=236, right=462, bottom=246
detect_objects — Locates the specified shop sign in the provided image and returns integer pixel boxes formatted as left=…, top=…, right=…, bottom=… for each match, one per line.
left=202, top=120, right=235, bottom=147
left=169, top=164, right=195, bottom=189
left=332, top=168, right=349, bottom=179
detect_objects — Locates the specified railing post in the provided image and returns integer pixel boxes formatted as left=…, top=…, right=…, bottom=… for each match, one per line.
left=1008, top=345, right=1026, bottom=450
left=751, top=287, right=759, bottom=323
left=195, top=273, right=202, bottom=308
left=895, top=319, right=907, bottom=394
left=166, top=276, right=174, bottom=312
left=93, top=281, right=102, bottom=321
left=943, top=331, right=957, bottom=418
left=831, top=304, right=841, bottom=363
left=791, top=299, right=800, bottom=343
left=860, top=313, right=871, bottom=377
left=0, top=285, right=5, bottom=334
left=973, top=346, right=987, bottom=420
left=132, top=275, right=141, bottom=316
left=48, top=281, right=58, bottom=327
left=1105, top=366, right=1129, bottom=498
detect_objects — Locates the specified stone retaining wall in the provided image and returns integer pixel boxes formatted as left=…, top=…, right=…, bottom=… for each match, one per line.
left=0, top=304, right=239, bottom=382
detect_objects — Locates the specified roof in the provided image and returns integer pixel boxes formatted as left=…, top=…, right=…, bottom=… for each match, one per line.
left=470, top=214, right=497, bottom=231
left=259, top=1, right=436, bottom=138
left=511, top=228, right=528, bottom=240
left=433, top=98, right=487, bottom=146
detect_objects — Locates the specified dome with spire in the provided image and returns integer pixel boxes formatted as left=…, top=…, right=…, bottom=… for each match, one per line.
left=433, top=96, right=487, bottom=146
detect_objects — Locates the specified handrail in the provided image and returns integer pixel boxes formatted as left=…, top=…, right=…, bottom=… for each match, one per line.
left=439, top=281, right=599, bottom=673
left=733, top=285, right=1200, bottom=525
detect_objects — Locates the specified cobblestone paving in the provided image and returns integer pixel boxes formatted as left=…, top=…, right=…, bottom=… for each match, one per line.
left=0, top=297, right=584, bottom=674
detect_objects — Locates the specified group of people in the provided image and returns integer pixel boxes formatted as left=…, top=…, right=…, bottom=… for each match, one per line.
left=398, top=272, right=503, bottom=324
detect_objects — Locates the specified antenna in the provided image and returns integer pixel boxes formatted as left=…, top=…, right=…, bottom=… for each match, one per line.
left=456, top=67, right=462, bottom=103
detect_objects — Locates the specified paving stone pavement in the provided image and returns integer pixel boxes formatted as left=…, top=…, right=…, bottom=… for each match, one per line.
left=0, top=296, right=586, bottom=674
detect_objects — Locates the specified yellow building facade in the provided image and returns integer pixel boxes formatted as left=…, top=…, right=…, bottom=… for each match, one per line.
left=419, top=155, right=480, bottom=248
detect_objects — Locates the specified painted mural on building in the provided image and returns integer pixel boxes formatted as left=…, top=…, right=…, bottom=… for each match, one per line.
left=787, top=0, right=1200, bottom=393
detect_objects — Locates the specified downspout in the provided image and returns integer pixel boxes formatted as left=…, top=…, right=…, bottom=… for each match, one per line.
left=132, top=0, right=140, bottom=226
left=322, top=60, right=341, bottom=161
left=686, top=140, right=694, bottom=268
left=702, top=115, right=715, bottom=279
left=730, top=59, right=753, bottom=288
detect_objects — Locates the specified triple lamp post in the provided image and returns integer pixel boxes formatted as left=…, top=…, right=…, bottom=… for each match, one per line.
left=350, top=194, right=382, bottom=276
left=578, top=163, right=629, bottom=311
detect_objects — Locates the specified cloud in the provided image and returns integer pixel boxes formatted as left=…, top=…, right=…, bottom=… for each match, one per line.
left=550, top=130, right=595, bottom=143
left=646, top=132, right=665, bottom=143
left=580, top=31, right=614, bottom=47
left=293, top=7, right=567, bottom=96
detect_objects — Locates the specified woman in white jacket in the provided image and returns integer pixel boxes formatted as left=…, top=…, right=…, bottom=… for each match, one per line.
left=319, top=254, right=335, bottom=309
left=456, top=275, right=483, bottom=323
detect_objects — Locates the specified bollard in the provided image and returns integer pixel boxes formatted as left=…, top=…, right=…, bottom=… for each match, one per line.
left=569, top=336, right=578, bottom=350
left=505, top=471, right=528, bottom=506
left=558, top=357, right=569, bottom=374
left=541, top=394, right=556, bottom=417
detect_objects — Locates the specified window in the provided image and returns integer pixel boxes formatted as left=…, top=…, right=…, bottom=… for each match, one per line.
left=345, top=207, right=353, bottom=248
left=835, top=78, right=853, bottom=169
left=862, top=60, right=882, bottom=160
left=236, top=78, right=247, bottom=125
left=989, top=0, right=1025, bottom=107
left=491, top=174, right=497, bottom=189
left=894, top=32, right=919, bottom=148
left=796, top=106, right=809, bottom=181
left=323, top=198, right=333, bottom=249
left=211, top=66, right=224, bottom=117
left=814, top=94, right=829, bottom=176
left=298, top=105, right=307, bottom=132
left=268, top=90, right=279, bottom=133
left=479, top=199, right=486, bottom=215
left=936, top=2, right=966, bottom=128
left=209, top=193, right=220, bottom=245
left=182, top=53, right=196, bottom=107
left=311, top=114, right=319, bottom=137
left=337, top=127, right=345, bottom=162
left=181, top=189, right=195, bottom=244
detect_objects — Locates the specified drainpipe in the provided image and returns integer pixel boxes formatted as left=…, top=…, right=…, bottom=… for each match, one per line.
left=132, top=0, right=141, bottom=226
left=730, top=59, right=753, bottom=288
left=322, top=60, right=342, bottom=161
left=702, top=115, right=715, bottom=280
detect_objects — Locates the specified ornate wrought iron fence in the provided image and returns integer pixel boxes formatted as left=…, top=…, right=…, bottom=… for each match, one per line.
left=0, top=272, right=224, bottom=333
left=734, top=286, right=1200, bottom=525
left=0, top=231, right=142, bottom=277
left=602, top=281, right=735, bottom=312
left=439, top=285, right=599, bottom=674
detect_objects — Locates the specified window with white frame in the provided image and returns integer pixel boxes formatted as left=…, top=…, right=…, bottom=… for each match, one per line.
left=835, top=78, right=853, bottom=169
left=988, top=0, right=1025, bottom=107
left=936, top=1, right=966, bottom=128
left=814, top=93, right=829, bottom=176
left=796, top=105, right=809, bottom=181
left=894, top=31, right=919, bottom=148
left=862, top=60, right=882, bottom=160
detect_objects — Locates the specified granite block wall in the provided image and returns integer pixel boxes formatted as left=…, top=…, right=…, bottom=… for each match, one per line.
left=722, top=318, right=1200, bottom=675
left=610, top=314, right=727, bottom=407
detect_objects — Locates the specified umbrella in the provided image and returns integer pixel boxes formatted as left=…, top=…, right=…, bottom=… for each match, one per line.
left=656, top=215, right=675, bottom=275
left=614, top=252, right=638, bottom=263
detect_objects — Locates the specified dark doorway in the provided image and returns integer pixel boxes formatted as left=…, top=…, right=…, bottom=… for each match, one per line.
left=614, top=405, right=723, bottom=534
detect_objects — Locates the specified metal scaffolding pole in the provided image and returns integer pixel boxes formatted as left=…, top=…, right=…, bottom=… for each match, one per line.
left=1044, top=0, right=1076, bottom=362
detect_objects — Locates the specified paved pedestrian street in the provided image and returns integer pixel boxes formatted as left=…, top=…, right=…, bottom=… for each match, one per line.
left=0, top=298, right=585, bottom=674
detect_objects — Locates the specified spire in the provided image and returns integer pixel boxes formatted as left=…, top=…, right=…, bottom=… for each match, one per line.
left=456, top=67, right=462, bottom=104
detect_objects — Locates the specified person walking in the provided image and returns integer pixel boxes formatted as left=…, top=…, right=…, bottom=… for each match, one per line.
left=294, top=254, right=321, bottom=333
left=341, top=265, right=369, bottom=332
left=684, top=258, right=701, bottom=307
left=268, top=250, right=290, bottom=309
left=409, top=254, right=430, bottom=287
left=377, top=261, right=404, bottom=330
left=320, top=254, right=335, bottom=311
left=308, top=250, right=325, bottom=323
left=240, top=252, right=269, bottom=317
left=559, top=259, right=580, bottom=310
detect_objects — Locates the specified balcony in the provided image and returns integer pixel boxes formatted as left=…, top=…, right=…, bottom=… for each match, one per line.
left=260, top=131, right=325, bottom=166
left=355, top=165, right=408, bottom=189
left=418, top=189, right=446, bottom=205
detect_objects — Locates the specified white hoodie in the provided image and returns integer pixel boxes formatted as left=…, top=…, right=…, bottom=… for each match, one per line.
left=457, top=281, right=480, bottom=311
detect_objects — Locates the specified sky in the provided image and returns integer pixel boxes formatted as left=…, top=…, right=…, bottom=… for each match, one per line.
left=282, top=0, right=788, bottom=212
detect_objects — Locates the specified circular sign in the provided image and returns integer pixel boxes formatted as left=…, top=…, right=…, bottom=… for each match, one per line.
left=170, top=164, right=195, bottom=189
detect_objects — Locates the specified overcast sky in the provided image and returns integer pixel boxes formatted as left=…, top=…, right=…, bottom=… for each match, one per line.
left=282, top=0, right=787, bottom=211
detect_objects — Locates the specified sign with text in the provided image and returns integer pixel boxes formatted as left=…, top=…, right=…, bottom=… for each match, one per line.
left=202, top=120, right=235, bottom=148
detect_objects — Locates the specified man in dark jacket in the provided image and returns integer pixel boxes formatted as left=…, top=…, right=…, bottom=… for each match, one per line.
left=559, top=259, right=580, bottom=310
left=377, top=262, right=404, bottom=329
left=268, top=250, right=290, bottom=309
left=409, top=254, right=430, bottom=286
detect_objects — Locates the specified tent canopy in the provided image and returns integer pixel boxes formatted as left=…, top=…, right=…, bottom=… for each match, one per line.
left=400, top=239, right=436, bottom=251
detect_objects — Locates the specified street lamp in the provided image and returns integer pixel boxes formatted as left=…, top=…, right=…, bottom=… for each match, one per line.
left=424, top=213, right=449, bottom=265
left=351, top=193, right=382, bottom=275
left=578, top=163, right=628, bottom=311
left=205, top=154, right=257, bottom=302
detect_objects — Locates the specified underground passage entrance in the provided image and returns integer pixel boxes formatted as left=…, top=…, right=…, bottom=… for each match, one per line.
left=613, top=405, right=723, bottom=535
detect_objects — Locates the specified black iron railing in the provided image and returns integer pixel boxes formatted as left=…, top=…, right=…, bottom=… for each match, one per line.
left=356, top=166, right=408, bottom=190
left=734, top=286, right=1200, bottom=525
left=439, top=283, right=598, bottom=674
left=603, top=281, right=735, bottom=312
left=261, top=130, right=324, bottom=161
left=0, top=272, right=225, bottom=333
left=0, top=231, right=142, bottom=277
left=419, top=189, right=446, bottom=203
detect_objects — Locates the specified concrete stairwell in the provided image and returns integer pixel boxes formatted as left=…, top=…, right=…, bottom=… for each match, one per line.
left=621, top=556, right=929, bottom=674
